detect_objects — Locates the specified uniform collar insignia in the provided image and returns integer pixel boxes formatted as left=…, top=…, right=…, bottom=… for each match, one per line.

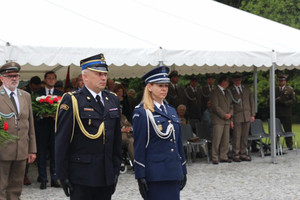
left=0, top=89, right=5, bottom=95
left=0, top=87, right=21, bottom=96
left=17, top=89, right=22, bottom=96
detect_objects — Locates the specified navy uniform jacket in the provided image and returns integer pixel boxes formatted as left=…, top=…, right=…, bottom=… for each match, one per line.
left=133, top=102, right=187, bottom=182
left=55, top=86, right=122, bottom=187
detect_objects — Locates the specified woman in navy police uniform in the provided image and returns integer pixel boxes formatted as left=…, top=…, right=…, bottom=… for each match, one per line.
left=133, top=66, right=187, bottom=200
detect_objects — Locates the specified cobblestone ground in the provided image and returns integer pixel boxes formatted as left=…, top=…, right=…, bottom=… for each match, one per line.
left=21, top=149, right=300, bottom=200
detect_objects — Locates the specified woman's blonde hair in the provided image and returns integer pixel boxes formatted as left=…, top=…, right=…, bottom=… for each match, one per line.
left=142, top=83, right=154, bottom=112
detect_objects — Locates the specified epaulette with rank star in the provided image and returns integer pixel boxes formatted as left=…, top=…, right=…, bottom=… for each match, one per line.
left=71, top=89, right=83, bottom=96
left=110, top=91, right=117, bottom=96
left=135, top=103, right=143, bottom=109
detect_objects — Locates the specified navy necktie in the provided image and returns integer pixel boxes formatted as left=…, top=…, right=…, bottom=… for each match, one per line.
left=160, top=105, right=166, bottom=115
left=96, top=95, right=104, bottom=112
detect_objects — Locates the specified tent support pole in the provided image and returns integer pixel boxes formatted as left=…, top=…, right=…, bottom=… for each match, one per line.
left=270, top=62, right=277, bottom=163
left=254, top=66, right=258, bottom=113
left=158, top=47, right=164, bottom=67
left=5, top=42, right=11, bottom=63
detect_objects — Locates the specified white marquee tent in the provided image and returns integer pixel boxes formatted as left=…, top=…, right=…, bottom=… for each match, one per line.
left=1, top=0, right=300, bottom=81
left=1, top=0, right=300, bottom=162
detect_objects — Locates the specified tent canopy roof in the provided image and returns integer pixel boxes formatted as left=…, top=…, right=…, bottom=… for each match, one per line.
left=1, top=0, right=300, bottom=80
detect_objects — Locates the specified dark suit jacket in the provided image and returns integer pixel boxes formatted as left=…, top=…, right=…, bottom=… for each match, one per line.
left=55, top=87, right=122, bottom=187
left=36, top=87, right=64, bottom=97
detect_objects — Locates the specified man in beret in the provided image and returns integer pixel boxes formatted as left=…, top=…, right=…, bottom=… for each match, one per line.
left=229, top=72, right=255, bottom=162
left=0, top=62, right=36, bottom=199
left=275, top=74, right=296, bottom=150
left=166, top=70, right=186, bottom=109
left=55, top=53, right=122, bottom=200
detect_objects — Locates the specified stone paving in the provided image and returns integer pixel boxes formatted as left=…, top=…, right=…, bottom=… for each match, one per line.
left=21, top=149, right=300, bottom=200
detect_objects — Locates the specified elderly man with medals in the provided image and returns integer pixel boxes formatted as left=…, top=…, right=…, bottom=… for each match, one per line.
left=55, top=54, right=122, bottom=200
left=133, top=66, right=187, bottom=200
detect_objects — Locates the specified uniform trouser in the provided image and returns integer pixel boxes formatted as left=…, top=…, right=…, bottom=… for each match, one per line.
left=232, top=121, right=250, bottom=158
left=0, top=159, right=26, bottom=200
left=36, top=118, right=56, bottom=182
left=122, top=133, right=134, bottom=161
left=212, top=124, right=230, bottom=161
left=25, top=161, right=29, bottom=176
left=145, top=181, right=180, bottom=200
left=70, top=184, right=113, bottom=200
left=278, top=116, right=293, bottom=148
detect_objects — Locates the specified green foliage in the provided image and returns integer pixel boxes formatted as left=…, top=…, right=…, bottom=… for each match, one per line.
left=256, top=71, right=269, bottom=108
left=127, top=78, right=144, bottom=95
left=263, top=122, right=300, bottom=148
left=215, top=0, right=242, bottom=8
left=288, top=72, right=300, bottom=122
left=240, top=0, right=300, bottom=29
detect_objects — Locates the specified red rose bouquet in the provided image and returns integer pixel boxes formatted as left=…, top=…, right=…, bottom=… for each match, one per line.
left=32, top=95, right=62, bottom=118
left=0, top=113, right=19, bottom=146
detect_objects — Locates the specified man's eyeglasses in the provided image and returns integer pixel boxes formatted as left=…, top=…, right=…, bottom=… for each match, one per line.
left=2, top=74, right=20, bottom=79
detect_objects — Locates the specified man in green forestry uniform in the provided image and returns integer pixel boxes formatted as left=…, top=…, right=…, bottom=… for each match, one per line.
left=55, top=53, right=122, bottom=200
left=230, top=73, right=255, bottom=162
left=275, top=75, right=296, bottom=150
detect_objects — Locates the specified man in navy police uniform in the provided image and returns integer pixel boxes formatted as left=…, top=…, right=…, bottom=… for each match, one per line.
left=55, top=53, right=122, bottom=200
